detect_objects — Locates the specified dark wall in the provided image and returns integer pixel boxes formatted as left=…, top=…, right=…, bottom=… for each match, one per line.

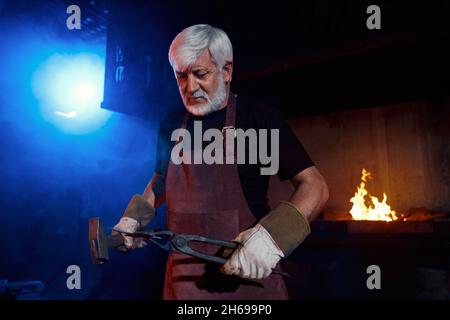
left=100, top=0, right=450, bottom=118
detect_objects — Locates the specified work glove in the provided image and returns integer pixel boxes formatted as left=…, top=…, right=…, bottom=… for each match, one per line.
left=258, top=201, right=311, bottom=256
left=112, top=194, right=155, bottom=250
left=220, top=224, right=284, bottom=280
left=112, top=217, right=147, bottom=250
left=221, top=201, right=311, bottom=280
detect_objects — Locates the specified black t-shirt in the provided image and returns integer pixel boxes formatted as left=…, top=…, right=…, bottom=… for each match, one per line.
left=155, top=95, right=314, bottom=219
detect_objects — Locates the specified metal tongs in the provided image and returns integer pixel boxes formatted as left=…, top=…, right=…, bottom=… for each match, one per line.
left=114, top=229, right=290, bottom=277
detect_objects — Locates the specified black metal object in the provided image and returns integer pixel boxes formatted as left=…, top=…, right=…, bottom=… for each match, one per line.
left=118, top=229, right=291, bottom=277
left=89, top=217, right=125, bottom=264
left=122, top=230, right=239, bottom=264
left=0, top=280, right=45, bottom=300
left=283, top=218, right=450, bottom=269
left=89, top=217, right=290, bottom=276
left=282, top=218, right=450, bottom=299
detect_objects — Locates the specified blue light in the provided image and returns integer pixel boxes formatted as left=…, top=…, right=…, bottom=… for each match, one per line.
left=32, top=53, right=112, bottom=134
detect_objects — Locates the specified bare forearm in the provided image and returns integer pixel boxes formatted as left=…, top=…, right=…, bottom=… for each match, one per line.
left=289, top=168, right=329, bottom=222
left=142, top=184, right=156, bottom=208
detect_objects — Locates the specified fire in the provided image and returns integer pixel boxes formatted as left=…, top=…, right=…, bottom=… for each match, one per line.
left=349, top=168, right=399, bottom=222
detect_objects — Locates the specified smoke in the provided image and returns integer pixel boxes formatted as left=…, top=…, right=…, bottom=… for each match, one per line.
left=0, top=1, right=166, bottom=299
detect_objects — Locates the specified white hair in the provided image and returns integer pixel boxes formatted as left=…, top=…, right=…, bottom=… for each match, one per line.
left=168, top=24, right=233, bottom=72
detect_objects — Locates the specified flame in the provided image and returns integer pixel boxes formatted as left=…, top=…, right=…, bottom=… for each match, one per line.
left=350, top=168, right=399, bottom=222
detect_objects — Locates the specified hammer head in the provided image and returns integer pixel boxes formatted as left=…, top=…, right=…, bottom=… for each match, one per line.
left=89, top=217, right=110, bottom=264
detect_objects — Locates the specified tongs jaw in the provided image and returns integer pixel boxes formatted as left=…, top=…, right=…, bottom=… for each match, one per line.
left=170, top=234, right=239, bottom=264
left=116, top=229, right=239, bottom=264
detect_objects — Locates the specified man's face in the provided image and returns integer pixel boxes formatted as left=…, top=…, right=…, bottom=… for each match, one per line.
left=174, top=49, right=231, bottom=116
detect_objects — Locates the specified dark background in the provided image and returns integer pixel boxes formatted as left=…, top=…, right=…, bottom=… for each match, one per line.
left=0, top=0, right=449, bottom=299
left=100, top=0, right=450, bottom=118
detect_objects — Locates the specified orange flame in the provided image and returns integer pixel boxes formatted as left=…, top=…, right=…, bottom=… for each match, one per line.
left=350, top=168, right=399, bottom=222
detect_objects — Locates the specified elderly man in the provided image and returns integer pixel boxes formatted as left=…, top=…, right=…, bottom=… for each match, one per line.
left=114, top=24, right=329, bottom=300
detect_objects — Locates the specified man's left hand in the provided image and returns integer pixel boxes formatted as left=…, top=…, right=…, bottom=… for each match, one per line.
left=220, top=224, right=284, bottom=280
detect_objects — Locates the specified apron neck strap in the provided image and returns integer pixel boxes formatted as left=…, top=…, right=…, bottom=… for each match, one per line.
left=224, top=93, right=237, bottom=128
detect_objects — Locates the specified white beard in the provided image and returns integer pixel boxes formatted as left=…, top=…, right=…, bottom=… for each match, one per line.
left=183, top=76, right=227, bottom=116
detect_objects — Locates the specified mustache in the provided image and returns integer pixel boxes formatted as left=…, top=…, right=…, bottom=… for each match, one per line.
left=190, top=90, right=208, bottom=99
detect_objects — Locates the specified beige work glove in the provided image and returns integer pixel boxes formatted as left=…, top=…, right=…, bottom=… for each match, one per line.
left=112, top=194, right=155, bottom=251
left=112, top=217, right=147, bottom=250
left=220, top=224, right=284, bottom=280
left=221, top=201, right=311, bottom=280
left=258, top=201, right=311, bottom=256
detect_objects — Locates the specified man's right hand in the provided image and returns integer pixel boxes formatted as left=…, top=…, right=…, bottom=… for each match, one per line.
left=112, top=217, right=147, bottom=250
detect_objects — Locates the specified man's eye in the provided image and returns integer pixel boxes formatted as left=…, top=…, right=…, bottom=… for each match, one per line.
left=194, top=71, right=208, bottom=78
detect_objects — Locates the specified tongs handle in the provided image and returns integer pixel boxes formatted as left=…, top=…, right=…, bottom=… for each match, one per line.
left=181, top=234, right=239, bottom=248
left=170, top=234, right=238, bottom=264
left=173, top=235, right=291, bottom=277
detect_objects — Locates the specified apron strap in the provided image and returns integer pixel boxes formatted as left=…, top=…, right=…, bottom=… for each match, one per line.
left=223, top=94, right=237, bottom=164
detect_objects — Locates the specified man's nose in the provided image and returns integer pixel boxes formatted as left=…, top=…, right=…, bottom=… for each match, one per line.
left=187, top=74, right=200, bottom=94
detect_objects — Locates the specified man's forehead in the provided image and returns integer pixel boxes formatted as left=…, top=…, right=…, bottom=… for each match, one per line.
left=176, top=63, right=208, bottom=73
left=174, top=49, right=215, bottom=73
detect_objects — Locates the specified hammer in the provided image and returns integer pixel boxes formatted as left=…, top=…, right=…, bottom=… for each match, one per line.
left=89, top=195, right=156, bottom=264
left=88, top=217, right=126, bottom=264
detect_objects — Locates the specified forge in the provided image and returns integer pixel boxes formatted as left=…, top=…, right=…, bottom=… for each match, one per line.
left=269, top=99, right=450, bottom=299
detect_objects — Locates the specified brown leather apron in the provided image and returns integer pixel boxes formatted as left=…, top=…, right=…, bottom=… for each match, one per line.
left=163, top=94, right=289, bottom=300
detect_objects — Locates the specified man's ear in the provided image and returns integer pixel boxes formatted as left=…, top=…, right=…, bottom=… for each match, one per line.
left=222, top=62, right=233, bottom=83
